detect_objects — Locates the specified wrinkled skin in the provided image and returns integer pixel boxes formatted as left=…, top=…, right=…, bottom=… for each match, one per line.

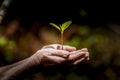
left=30, top=44, right=89, bottom=66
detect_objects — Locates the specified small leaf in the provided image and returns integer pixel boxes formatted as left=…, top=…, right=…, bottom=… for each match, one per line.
left=61, top=21, right=72, bottom=32
left=49, top=23, right=61, bottom=31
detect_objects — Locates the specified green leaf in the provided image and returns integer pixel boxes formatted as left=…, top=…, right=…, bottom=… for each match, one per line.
left=61, top=21, right=72, bottom=32
left=49, top=23, right=61, bottom=31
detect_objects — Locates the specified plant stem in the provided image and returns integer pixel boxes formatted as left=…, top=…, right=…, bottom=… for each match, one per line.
left=61, top=32, right=63, bottom=50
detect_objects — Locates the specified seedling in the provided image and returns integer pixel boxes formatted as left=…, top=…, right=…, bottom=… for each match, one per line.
left=49, top=21, right=72, bottom=50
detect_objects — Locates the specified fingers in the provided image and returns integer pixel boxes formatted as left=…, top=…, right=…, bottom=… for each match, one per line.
left=73, top=57, right=86, bottom=65
left=57, top=44, right=76, bottom=52
left=41, top=44, right=76, bottom=52
left=38, top=48, right=70, bottom=58
left=44, top=48, right=69, bottom=58
left=41, top=45, right=54, bottom=49
left=68, top=51, right=86, bottom=61
left=79, top=48, right=89, bottom=60
left=51, top=50, right=69, bottom=58
left=41, top=44, right=59, bottom=49
left=39, top=45, right=90, bottom=66
left=80, top=48, right=88, bottom=52
left=34, top=49, right=69, bottom=66
left=73, top=53, right=89, bottom=65
left=78, top=48, right=89, bottom=60
left=44, top=55, right=66, bottom=64
left=68, top=49, right=89, bottom=65
left=85, top=52, right=90, bottom=60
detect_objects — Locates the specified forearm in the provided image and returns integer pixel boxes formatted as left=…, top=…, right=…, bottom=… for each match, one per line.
left=0, top=59, right=28, bottom=73
left=0, top=58, right=35, bottom=80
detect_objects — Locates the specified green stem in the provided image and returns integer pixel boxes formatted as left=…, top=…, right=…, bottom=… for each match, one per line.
left=61, top=32, right=63, bottom=50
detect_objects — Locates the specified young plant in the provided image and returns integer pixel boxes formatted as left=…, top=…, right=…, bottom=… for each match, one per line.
left=49, top=21, right=72, bottom=50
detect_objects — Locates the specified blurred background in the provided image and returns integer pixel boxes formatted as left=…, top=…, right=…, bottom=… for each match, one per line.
left=0, top=0, right=120, bottom=80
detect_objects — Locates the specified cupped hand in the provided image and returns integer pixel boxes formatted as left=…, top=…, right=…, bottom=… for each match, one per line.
left=42, top=44, right=89, bottom=65
left=30, top=44, right=77, bottom=67
left=67, top=48, right=89, bottom=65
left=30, top=44, right=89, bottom=67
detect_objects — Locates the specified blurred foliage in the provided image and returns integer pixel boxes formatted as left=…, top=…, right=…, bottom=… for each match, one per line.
left=79, top=9, right=87, bottom=17
left=0, top=37, right=7, bottom=46
left=0, top=19, right=120, bottom=80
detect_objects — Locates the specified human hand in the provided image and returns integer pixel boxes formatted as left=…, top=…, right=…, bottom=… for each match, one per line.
left=66, top=48, right=89, bottom=65
left=30, top=44, right=76, bottom=67
left=42, top=44, right=89, bottom=65
left=30, top=44, right=89, bottom=67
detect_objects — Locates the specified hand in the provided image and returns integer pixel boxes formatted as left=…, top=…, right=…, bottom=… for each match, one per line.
left=67, top=48, right=89, bottom=65
left=30, top=44, right=76, bottom=67
left=42, top=44, right=89, bottom=65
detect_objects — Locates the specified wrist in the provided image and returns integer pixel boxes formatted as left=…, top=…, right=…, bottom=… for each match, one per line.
left=28, top=53, right=42, bottom=67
